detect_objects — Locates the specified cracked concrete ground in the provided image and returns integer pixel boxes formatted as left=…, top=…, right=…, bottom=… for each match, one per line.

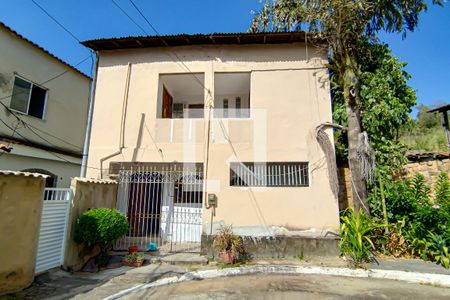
left=122, top=273, right=450, bottom=300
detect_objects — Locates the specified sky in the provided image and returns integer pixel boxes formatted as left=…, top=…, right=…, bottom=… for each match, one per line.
left=0, top=0, right=449, bottom=111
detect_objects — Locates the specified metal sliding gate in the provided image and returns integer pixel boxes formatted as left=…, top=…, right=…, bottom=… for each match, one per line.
left=35, top=188, right=71, bottom=274
left=115, top=164, right=203, bottom=253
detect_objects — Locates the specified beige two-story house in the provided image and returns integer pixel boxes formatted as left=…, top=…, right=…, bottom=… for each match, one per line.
left=82, top=32, right=340, bottom=254
left=0, top=22, right=90, bottom=187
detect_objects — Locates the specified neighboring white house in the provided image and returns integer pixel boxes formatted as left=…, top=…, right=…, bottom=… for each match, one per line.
left=0, top=22, right=91, bottom=187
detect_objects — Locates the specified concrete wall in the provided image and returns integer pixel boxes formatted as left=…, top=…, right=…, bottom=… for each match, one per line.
left=0, top=24, right=90, bottom=186
left=0, top=171, right=46, bottom=295
left=63, top=178, right=118, bottom=272
left=86, top=43, right=340, bottom=236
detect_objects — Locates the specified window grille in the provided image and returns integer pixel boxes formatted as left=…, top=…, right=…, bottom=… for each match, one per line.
left=230, top=162, right=309, bottom=187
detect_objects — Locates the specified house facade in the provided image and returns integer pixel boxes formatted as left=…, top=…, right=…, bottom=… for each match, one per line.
left=83, top=32, right=340, bottom=252
left=0, top=22, right=90, bottom=187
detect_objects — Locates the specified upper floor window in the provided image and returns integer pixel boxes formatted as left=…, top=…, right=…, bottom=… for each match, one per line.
left=10, top=76, right=47, bottom=119
left=214, top=72, right=250, bottom=118
left=158, top=73, right=205, bottom=119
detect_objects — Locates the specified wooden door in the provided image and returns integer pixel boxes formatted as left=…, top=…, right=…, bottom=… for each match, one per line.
left=162, top=86, right=173, bottom=118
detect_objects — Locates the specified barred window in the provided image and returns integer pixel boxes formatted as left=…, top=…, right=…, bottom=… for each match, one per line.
left=230, top=162, right=309, bottom=187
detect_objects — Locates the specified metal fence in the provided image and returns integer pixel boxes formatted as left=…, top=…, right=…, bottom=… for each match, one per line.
left=115, top=164, right=204, bottom=253
left=35, top=188, right=71, bottom=274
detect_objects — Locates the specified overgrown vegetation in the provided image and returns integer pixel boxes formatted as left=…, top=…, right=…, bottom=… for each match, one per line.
left=250, top=0, right=447, bottom=268
left=74, top=208, right=128, bottom=265
left=341, top=172, right=450, bottom=268
left=401, top=104, right=448, bottom=151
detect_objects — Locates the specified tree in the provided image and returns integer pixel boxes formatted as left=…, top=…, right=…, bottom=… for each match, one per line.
left=251, top=0, right=442, bottom=213
left=333, top=39, right=416, bottom=172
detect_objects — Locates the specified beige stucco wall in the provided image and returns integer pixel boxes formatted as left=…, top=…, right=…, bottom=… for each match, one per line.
left=86, top=43, right=340, bottom=235
left=0, top=152, right=80, bottom=188
left=0, top=25, right=90, bottom=184
left=63, top=178, right=118, bottom=272
left=0, top=172, right=46, bottom=295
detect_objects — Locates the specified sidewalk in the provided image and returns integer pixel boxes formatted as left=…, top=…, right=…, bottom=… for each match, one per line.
left=3, top=255, right=449, bottom=300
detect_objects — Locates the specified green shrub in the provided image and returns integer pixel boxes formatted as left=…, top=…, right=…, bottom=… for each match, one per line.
left=410, top=233, right=450, bottom=269
left=410, top=173, right=431, bottom=206
left=340, top=209, right=381, bottom=266
left=368, top=171, right=450, bottom=268
left=74, top=208, right=128, bottom=256
left=435, top=172, right=450, bottom=206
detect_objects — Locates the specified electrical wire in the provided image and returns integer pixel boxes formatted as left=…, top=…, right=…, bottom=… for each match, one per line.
left=0, top=117, right=100, bottom=170
left=31, top=0, right=81, bottom=43
left=110, top=0, right=148, bottom=35
left=0, top=55, right=91, bottom=101
left=127, top=0, right=211, bottom=95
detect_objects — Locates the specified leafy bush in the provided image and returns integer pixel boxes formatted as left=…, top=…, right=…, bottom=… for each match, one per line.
left=74, top=208, right=128, bottom=256
left=369, top=177, right=416, bottom=223
left=372, top=220, right=409, bottom=257
left=340, top=209, right=381, bottom=265
left=410, top=173, right=430, bottom=206
left=368, top=172, right=450, bottom=268
left=410, top=233, right=450, bottom=269
left=435, top=172, right=450, bottom=206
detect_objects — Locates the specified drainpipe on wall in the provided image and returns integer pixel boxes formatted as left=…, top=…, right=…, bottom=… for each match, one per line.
left=80, top=52, right=99, bottom=177
left=99, top=62, right=132, bottom=178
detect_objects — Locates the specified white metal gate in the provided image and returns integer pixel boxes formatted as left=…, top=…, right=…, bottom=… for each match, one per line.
left=115, top=164, right=203, bottom=252
left=35, top=188, right=71, bottom=274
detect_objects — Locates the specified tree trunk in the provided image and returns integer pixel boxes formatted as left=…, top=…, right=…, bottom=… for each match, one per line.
left=343, top=58, right=370, bottom=215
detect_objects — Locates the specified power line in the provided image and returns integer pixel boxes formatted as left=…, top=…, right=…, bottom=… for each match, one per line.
left=0, top=54, right=91, bottom=101
left=30, top=0, right=94, bottom=77
left=31, top=0, right=81, bottom=43
left=0, top=117, right=100, bottom=170
left=110, top=0, right=207, bottom=92
left=0, top=100, right=82, bottom=150
left=26, top=123, right=82, bottom=149
left=128, top=0, right=160, bottom=36
left=110, top=0, right=148, bottom=35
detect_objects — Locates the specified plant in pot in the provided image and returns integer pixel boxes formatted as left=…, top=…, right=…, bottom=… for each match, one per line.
left=213, top=225, right=243, bottom=264
left=122, top=252, right=145, bottom=267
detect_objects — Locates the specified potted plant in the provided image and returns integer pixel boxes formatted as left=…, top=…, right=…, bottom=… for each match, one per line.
left=122, top=252, right=145, bottom=267
left=128, top=245, right=138, bottom=254
left=213, top=225, right=243, bottom=264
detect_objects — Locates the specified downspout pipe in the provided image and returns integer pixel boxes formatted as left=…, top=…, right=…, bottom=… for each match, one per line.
left=99, top=62, right=132, bottom=178
left=80, top=52, right=99, bottom=177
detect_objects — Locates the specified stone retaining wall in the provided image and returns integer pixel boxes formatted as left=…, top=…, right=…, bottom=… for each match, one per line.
left=338, top=157, right=450, bottom=211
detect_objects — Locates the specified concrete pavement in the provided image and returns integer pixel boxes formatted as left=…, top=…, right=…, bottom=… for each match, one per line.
left=121, top=273, right=450, bottom=299
left=3, top=256, right=450, bottom=299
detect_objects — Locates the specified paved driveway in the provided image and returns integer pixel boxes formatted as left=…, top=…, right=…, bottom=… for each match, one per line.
left=121, top=274, right=450, bottom=299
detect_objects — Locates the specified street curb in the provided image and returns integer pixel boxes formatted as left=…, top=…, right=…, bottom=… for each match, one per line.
left=104, top=265, right=450, bottom=299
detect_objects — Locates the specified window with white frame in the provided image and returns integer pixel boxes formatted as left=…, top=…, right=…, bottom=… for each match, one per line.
left=10, top=76, right=48, bottom=119
left=230, top=162, right=309, bottom=187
